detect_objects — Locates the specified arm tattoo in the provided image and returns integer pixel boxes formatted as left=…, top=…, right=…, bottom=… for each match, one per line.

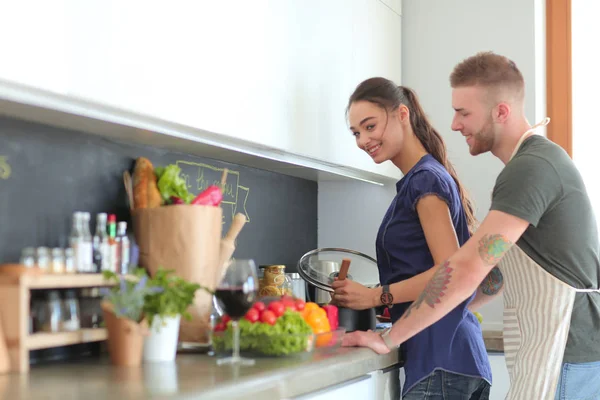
left=480, top=267, right=504, bottom=295
left=402, top=260, right=453, bottom=319
left=478, top=234, right=513, bottom=265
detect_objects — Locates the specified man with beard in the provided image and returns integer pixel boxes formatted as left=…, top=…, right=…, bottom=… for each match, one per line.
left=342, top=52, right=600, bottom=400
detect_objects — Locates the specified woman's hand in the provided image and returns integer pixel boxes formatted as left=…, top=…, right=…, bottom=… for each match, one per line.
left=331, top=279, right=379, bottom=310
left=341, top=330, right=390, bottom=354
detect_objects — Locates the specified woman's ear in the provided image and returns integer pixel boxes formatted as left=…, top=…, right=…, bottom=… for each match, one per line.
left=397, top=104, right=410, bottom=123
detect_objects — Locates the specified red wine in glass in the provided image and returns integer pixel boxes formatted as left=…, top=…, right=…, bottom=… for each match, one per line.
left=215, top=287, right=256, bottom=319
left=215, top=259, right=258, bottom=366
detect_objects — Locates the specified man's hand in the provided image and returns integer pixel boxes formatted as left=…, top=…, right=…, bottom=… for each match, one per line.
left=341, top=330, right=390, bottom=354
left=331, top=279, right=379, bottom=310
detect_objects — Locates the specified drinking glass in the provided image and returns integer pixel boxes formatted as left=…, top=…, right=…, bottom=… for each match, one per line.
left=214, top=259, right=258, bottom=366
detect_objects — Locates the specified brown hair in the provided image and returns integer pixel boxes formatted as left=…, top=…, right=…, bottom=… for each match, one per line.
left=347, top=77, right=477, bottom=233
left=450, top=51, right=525, bottom=101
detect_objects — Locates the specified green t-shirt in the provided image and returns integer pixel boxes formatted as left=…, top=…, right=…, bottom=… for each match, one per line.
left=491, top=135, right=600, bottom=363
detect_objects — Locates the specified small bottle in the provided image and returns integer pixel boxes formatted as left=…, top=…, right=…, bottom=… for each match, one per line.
left=93, top=213, right=110, bottom=273
left=50, top=248, right=65, bottom=274
left=19, top=247, right=36, bottom=268
left=36, top=247, right=50, bottom=271
left=64, top=248, right=76, bottom=273
left=108, top=214, right=118, bottom=273
left=61, top=290, right=81, bottom=331
left=80, top=212, right=93, bottom=273
left=69, top=212, right=83, bottom=272
left=116, top=222, right=130, bottom=275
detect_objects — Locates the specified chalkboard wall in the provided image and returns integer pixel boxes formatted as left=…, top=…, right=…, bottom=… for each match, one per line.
left=0, top=116, right=317, bottom=270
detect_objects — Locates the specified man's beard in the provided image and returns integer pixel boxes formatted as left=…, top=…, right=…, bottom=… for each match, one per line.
left=469, top=117, right=495, bottom=156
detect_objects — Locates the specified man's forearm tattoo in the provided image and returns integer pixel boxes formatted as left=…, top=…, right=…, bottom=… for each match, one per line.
left=478, top=234, right=513, bottom=265
left=480, top=267, right=504, bottom=295
left=402, top=260, right=453, bottom=319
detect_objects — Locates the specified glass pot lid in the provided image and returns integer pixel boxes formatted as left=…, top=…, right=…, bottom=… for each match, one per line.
left=297, top=248, right=380, bottom=293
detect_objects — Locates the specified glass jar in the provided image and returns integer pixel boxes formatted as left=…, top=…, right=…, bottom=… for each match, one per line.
left=64, top=248, right=76, bottom=273
left=36, top=247, right=50, bottom=271
left=259, top=265, right=286, bottom=297
left=62, top=290, right=81, bottom=331
left=50, top=248, right=66, bottom=274
left=286, top=273, right=306, bottom=300
left=42, top=290, right=63, bottom=333
left=20, top=247, right=36, bottom=268
left=79, top=288, right=103, bottom=329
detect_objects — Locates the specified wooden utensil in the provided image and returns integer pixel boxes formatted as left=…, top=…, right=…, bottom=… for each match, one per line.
left=338, top=258, right=351, bottom=280
left=215, top=213, right=247, bottom=285
left=123, top=171, right=134, bottom=211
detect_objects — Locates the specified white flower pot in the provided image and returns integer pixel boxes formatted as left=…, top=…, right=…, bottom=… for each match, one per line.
left=143, top=315, right=181, bottom=363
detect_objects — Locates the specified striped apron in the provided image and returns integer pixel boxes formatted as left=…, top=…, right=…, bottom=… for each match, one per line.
left=497, top=118, right=600, bottom=399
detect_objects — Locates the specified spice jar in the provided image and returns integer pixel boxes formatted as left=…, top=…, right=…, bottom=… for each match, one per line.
left=50, top=248, right=66, bottom=274
left=20, top=247, right=36, bottom=268
left=79, top=288, right=103, bottom=328
left=64, top=248, right=76, bottom=274
left=61, top=290, right=81, bottom=331
left=36, top=247, right=50, bottom=271
left=42, top=290, right=63, bottom=333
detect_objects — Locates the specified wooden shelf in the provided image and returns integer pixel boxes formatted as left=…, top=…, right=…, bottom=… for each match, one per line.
left=27, top=329, right=107, bottom=350
left=0, top=273, right=115, bottom=289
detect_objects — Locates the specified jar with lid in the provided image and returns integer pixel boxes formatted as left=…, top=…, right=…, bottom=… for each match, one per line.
left=50, top=248, right=66, bottom=274
left=62, top=290, right=81, bottom=331
left=42, top=290, right=63, bottom=333
left=286, top=273, right=306, bottom=300
left=64, top=248, right=76, bottom=274
left=36, top=247, right=50, bottom=271
left=20, top=247, right=36, bottom=268
left=259, top=265, right=287, bottom=297
left=79, top=288, right=103, bottom=328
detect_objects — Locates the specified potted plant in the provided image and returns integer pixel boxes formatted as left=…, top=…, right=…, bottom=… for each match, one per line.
left=101, top=269, right=160, bottom=366
left=142, top=267, right=201, bottom=362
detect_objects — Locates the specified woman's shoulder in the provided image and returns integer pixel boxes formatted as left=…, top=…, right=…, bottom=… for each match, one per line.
left=408, top=156, right=455, bottom=188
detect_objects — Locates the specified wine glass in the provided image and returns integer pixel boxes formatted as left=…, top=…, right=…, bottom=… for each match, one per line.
left=214, top=259, right=258, bottom=366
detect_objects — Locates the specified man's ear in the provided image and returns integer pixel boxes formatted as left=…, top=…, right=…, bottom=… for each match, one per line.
left=494, top=102, right=511, bottom=123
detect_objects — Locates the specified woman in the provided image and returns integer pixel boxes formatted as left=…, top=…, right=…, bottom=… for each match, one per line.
left=334, top=77, right=492, bottom=399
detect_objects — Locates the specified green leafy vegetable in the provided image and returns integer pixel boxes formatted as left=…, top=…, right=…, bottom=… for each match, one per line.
left=155, top=165, right=194, bottom=204
left=213, top=311, right=313, bottom=356
left=143, top=267, right=201, bottom=329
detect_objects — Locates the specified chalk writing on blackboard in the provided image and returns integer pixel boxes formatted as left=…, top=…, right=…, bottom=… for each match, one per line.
left=176, top=161, right=250, bottom=224
left=0, top=156, right=11, bottom=180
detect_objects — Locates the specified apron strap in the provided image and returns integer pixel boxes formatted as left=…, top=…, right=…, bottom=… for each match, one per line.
left=509, top=118, right=551, bottom=162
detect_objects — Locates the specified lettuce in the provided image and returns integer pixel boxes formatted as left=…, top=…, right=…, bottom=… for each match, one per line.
left=155, top=165, right=194, bottom=204
left=213, top=311, right=314, bottom=356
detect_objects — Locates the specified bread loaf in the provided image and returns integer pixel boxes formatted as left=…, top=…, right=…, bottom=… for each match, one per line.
left=133, top=157, right=162, bottom=209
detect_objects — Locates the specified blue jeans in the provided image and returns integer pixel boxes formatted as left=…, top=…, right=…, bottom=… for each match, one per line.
left=555, top=360, right=600, bottom=400
left=403, top=370, right=490, bottom=400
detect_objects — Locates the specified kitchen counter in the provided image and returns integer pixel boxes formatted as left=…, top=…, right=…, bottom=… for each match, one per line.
left=483, top=330, right=504, bottom=352
left=0, top=348, right=401, bottom=400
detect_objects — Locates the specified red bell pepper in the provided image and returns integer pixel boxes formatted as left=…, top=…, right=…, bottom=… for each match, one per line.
left=322, top=304, right=339, bottom=331
left=191, top=185, right=223, bottom=206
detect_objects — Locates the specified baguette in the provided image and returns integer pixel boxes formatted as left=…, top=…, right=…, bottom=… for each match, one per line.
left=133, top=157, right=162, bottom=209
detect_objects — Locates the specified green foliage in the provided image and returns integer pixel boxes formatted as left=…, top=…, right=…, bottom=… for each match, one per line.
left=101, top=268, right=160, bottom=322
left=143, top=267, right=202, bottom=328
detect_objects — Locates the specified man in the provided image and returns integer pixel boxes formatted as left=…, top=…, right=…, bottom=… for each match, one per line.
left=342, top=52, right=600, bottom=399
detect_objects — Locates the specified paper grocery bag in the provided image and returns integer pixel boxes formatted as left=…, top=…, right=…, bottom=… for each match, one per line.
left=133, top=205, right=223, bottom=344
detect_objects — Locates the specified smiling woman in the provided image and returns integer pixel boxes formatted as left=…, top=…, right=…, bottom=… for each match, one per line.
left=335, top=77, right=493, bottom=399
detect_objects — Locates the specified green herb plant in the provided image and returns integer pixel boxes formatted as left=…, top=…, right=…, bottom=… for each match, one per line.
left=102, top=268, right=161, bottom=322
left=143, top=267, right=203, bottom=330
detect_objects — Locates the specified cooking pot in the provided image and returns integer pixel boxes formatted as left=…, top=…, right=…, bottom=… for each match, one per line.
left=297, top=248, right=379, bottom=332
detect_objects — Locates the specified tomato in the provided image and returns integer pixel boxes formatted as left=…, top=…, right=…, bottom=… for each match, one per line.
left=281, top=298, right=297, bottom=311
left=253, top=301, right=266, bottom=312
left=281, top=294, right=294, bottom=301
left=268, top=301, right=285, bottom=317
left=214, top=321, right=226, bottom=332
left=245, top=308, right=259, bottom=323
left=221, top=315, right=231, bottom=324
left=295, top=299, right=306, bottom=311
left=260, top=310, right=277, bottom=325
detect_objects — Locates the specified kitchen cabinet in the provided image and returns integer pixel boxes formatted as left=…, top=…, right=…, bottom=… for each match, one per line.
left=0, top=0, right=402, bottom=182
left=293, top=374, right=376, bottom=400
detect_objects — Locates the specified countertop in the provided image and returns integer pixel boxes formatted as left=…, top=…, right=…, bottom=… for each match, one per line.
left=0, top=348, right=401, bottom=400
left=482, top=330, right=504, bottom=353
